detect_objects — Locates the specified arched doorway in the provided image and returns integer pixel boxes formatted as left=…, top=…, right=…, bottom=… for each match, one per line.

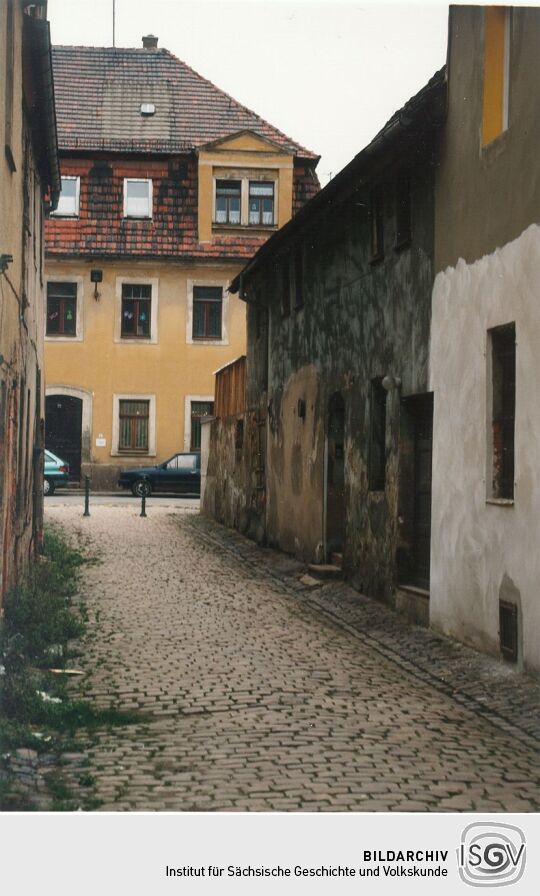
left=325, top=392, right=346, bottom=560
left=45, top=394, right=83, bottom=480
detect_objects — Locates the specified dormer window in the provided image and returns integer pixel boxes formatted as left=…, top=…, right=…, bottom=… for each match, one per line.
left=215, top=180, right=241, bottom=224
left=249, top=182, right=274, bottom=225
left=124, top=178, right=152, bottom=218
left=52, top=176, right=80, bottom=217
left=140, top=103, right=156, bottom=116
left=213, top=176, right=277, bottom=228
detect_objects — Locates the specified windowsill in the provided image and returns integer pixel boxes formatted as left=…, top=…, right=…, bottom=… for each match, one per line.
left=191, top=337, right=227, bottom=346
left=120, top=336, right=153, bottom=341
left=111, top=451, right=156, bottom=458
left=122, top=217, right=153, bottom=222
left=45, top=334, right=82, bottom=343
left=212, top=223, right=278, bottom=232
left=50, top=214, right=79, bottom=220
left=486, top=498, right=514, bottom=507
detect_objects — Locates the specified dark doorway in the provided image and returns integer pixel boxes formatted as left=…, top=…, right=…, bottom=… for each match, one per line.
left=45, top=395, right=82, bottom=480
left=325, top=392, right=346, bottom=559
left=397, top=394, right=433, bottom=591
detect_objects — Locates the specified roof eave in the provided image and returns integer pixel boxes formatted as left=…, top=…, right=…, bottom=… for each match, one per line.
left=230, top=67, right=447, bottom=295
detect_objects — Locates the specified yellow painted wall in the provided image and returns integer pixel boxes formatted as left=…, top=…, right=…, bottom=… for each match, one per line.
left=44, top=258, right=246, bottom=473
left=482, top=6, right=508, bottom=146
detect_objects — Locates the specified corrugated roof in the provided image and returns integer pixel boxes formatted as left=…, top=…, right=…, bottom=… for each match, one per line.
left=52, top=45, right=318, bottom=160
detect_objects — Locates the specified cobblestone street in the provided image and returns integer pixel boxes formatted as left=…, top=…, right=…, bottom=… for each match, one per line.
left=45, top=503, right=540, bottom=812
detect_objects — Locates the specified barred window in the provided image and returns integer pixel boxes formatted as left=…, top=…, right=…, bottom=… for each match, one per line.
left=190, top=401, right=214, bottom=451
left=118, top=400, right=149, bottom=452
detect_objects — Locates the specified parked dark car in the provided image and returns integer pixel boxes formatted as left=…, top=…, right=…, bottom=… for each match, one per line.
left=44, top=449, right=70, bottom=496
left=118, top=452, right=201, bottom=497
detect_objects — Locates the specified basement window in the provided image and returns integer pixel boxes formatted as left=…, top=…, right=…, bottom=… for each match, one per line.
left=490, top=323, right=515, bottom=500
left=499, top=600, right=518, bottom=662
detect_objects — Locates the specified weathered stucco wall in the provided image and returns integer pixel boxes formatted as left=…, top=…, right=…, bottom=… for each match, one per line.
left=430, top=224, right=540, bottom=673
left=266, top=364, right=324, bottom=560
left=435, top=6, right=540, bottom=272
left=1, top=1, right=52, bottom=600
left=203, top=411, right=266, bottom=543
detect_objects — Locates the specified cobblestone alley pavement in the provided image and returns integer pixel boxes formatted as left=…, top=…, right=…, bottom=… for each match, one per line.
left=45, top=504, right=540, bottom=812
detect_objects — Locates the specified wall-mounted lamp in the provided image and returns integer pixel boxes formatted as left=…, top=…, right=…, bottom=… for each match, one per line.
left=90, top=269, right=103, bottom=300
left=382, top=374, right=402, bottom=392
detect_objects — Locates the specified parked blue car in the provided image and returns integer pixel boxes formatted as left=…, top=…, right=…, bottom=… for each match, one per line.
left=118, top=452, right=201, bottom=497
left=44, top=449, right=70, bottom=496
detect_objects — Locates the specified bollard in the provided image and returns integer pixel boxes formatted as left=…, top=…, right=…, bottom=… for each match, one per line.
left=83, top=475, right=90, bottom=517
left=140, top=478, right=147, bottom=518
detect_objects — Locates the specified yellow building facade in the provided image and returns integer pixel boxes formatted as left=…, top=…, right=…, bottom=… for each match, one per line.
left=44, top=42, right=319, bottom=488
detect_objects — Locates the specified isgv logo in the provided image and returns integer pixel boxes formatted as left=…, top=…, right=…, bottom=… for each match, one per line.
left=458, top=823, right=526, bottom=887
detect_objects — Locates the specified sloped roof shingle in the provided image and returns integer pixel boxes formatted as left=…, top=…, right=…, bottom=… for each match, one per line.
left=52, top=45, right=318, bottom=160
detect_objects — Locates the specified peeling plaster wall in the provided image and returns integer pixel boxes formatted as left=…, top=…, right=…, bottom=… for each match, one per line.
left=429, top=224, right=540, bottom=673
left=254, top=149, right=436, bottom=599
left=266, top=364, right=324, bottom=560
left=203, top=411, right=266, bottom=544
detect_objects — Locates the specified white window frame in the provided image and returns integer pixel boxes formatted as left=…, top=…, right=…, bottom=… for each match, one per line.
left=44, top=275, right=84, bottom=342
left=123, top=177, right=153, bottom=219
left=51, top=176, right=80, bottom=217
left=111, top=393, right=156, bottom=457
left=212, top=174, right=278, bottom=228
left=186, top=279, right=229, bottom=346
left=115, top=277, right=159, bottom=345
left=184, top=395, right=215, bottom=451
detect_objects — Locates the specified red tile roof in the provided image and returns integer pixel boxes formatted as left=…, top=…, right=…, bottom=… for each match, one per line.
left=45, top=156, right=320, bottom=261
left=52, top=45, right=318, bottom=161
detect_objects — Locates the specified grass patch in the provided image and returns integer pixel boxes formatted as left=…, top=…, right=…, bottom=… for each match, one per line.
left=0, top=528, right=146, bottom=811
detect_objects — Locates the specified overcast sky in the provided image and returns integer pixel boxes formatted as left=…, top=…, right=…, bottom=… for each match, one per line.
left=47, top=1, right=449, bottom=181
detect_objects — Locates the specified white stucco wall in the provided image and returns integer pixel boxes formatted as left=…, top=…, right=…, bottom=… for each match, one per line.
left=429, top=223, right=540, bottom=674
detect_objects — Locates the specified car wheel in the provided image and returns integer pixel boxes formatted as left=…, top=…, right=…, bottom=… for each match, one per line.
left=132, top=479, right=152, bottom=498
left=44, top=478, right=55, bottom=496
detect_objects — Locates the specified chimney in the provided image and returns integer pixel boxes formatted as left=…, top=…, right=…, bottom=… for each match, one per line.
left=142, top=34, right=158, bottom=49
